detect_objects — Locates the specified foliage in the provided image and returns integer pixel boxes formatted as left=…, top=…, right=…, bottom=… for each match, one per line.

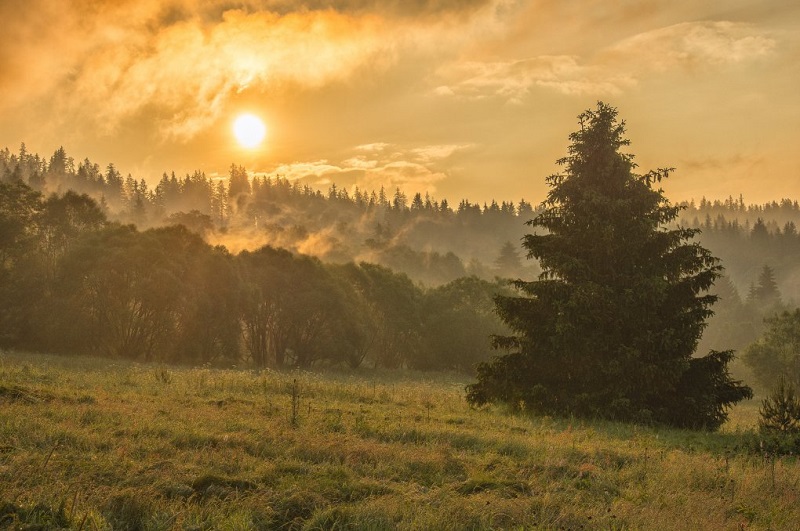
left=333, top=262, right=424, bottom=369
left=56, top=224, right=234, bottom=362
left=237, top=246, right=360, bottom=368
left=0, top=183, right=110, bottom=349
left=467, top=102, right=752, bottom=429
left=2, top=144, right=543, bottom=287
left=415, top=276, right=511, bottom=371
left=493, top=241, right=524, bottom=278
left=741, top=377, right=800, bottom=455
left=758, top=378, right=800, bottom=433
left=1, top=139, right=797, bottom=376
left=742, top=430, right=800, bottom=456
left=743, top=309, right=800, bottom=390
left=1, top=180, right=523, bottom=370
left=6, top=142, right=800, bottom=303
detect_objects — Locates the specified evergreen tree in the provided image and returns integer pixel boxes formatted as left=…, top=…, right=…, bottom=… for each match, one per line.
left=228, top=164, right=251, bottom=198
left=748, top=264, right=781, bottom=310
left=494, top=241, right=523, bottom=278
left=758, top=377, right=800, bottom=433
left=751, top=217, right=769, bottom=239
left=48, top=147, right=69, bottom=176
left=392, top=188, right=407, bottom=211
left=467, top=102, right=751, bottom=429
left=104, top=163, right=124, bottom=208
left=411, top=192, right=424, bottom=211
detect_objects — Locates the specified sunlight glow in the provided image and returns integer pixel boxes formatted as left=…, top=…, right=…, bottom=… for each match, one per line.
left=233, top=114, right=267, bottom=148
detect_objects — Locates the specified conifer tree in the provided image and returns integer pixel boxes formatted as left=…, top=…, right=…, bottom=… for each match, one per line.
left=228, top=164, right=251, bottom=198
left=748, top=264, right=781, bottom=310
left=759, top=378, right=800, bottom=433
left=467, top=102, right=751, bottom=429
left=494, top=241, right=523, bottom=278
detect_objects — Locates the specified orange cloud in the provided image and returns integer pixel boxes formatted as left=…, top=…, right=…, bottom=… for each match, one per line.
left=65, top=8, right=398, bottom=139
left=2, top=0, right=503, bottom=142
left=434, top=20, right=775, bottom=102
left=603, top=21, right=776, bottom=71
left=435, top=56, right=636, bottom=101
left=265, top=142, right=472, bottom=196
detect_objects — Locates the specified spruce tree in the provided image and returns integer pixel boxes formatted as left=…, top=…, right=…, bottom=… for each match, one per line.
left=759, top=378, right=800, bottom=433
left=467, top=102, right=751, bottom=429
left=494, top=241, right=523, bottom=278
left=228, top=164, right=251, bottom=198
left=749, top=264, right=781, bottom=310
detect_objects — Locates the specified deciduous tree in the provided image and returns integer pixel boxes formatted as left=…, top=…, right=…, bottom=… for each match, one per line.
left=744, top=309, right=800, bottom=389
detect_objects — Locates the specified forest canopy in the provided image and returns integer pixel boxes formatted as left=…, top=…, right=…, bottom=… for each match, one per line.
left=0, top=179, right=510, bottom=371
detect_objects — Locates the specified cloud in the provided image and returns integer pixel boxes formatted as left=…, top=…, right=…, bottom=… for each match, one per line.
left=412, top=143, right=474, bottom=162
left=260, top=0, right=494, bottom=18
left=0, top=0, right=99, bottom=109
left=603, top=21, right=776, bottom=71
left=680, top=153, right=765, bottom=172
left=354, top=142, right=392, bottom=152
left=435, top=56, right=636, bottom=102
left=0, top=0, right=503, bottom=142
left=341, top=156, right=380, bottom=170
left=353, top=141, right=472, bottom=162
left=269, top=160, right=351, bottom=186
left=434, top=20, right=776, bottom=102
left=65, top=7, right=402, bottom=140
left=273, top=159, right=445, bottom=196
left=266, top=141, right=472, bottom=195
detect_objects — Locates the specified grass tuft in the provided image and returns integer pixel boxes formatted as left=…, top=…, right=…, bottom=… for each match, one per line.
left=190, top=474, right=258, bottom=499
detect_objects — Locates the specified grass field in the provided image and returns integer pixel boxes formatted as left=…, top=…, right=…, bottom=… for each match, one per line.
left=0, top=350, right=798, bottom=530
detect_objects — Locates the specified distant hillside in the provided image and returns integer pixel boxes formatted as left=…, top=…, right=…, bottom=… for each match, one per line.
left=677, top=197, right=800, bottom=303
left=1, top=144, right=543, bottom=286
left=3, top=144, right=800, bottom=298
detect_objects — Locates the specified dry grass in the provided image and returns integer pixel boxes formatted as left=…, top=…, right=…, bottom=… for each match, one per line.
left=0, top=350, right=797, bottom=530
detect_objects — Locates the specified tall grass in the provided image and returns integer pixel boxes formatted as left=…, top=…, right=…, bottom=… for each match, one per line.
left=0, top=350, right=797, bottom=530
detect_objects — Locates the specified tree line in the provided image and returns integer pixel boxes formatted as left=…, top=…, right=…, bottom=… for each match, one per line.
left=0, top=180, right=510, bottom=371
left=5, top=144, right=800, bottom=297
left=678, top=202, right=800, bottom=304
left=0, top=144, right=541, bottom=286
left=5, top=103, right=800, bottom=430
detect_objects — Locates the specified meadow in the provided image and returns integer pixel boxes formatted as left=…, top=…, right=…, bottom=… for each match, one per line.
left=0, top=350, right=797, bottom=530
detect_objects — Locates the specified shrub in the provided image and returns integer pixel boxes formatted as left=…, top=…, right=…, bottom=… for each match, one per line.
left=759, top=378, right=800, bottom=433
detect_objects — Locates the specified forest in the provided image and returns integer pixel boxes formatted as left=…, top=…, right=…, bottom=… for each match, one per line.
left=1, top=143, right=797, bottom=381
left=0, top=169, right=513, bottom=372
left=3, top=120, right=800, bottom=528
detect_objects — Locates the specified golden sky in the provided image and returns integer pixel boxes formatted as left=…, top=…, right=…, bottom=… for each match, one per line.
left=1, top=0, right=798, bottom=204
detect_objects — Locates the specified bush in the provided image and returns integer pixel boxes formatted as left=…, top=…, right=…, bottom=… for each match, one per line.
left=759, top=378, right=800, bottom=433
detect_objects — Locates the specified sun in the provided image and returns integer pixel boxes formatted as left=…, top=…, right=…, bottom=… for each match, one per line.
left=233, top=113, right=267, bottom=148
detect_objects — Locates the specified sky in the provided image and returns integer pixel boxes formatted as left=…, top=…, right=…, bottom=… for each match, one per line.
left=1, top=0, right=798, bottom=205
